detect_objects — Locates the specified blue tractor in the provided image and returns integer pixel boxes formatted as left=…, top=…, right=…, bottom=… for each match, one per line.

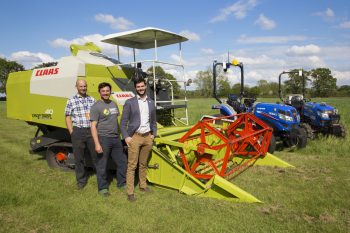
left=278, top=70, right=346, bottom=138
left=212, top=60, right=307, bottom=153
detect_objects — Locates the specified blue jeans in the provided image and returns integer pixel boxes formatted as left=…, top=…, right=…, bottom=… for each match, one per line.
left=96, top=136, right=127, bottom=190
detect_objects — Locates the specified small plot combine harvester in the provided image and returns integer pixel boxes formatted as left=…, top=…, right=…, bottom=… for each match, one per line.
left=7, top=27, right=293, bottom=203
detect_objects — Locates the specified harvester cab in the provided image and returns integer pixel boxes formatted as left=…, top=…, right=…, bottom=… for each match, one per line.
left=101, top=27, right=190, bottom=126
left=212, top=60, right=308, bottom=153
left=279, top=70, right=346, bottom=138
left=7, top=27, right=295, bottom=203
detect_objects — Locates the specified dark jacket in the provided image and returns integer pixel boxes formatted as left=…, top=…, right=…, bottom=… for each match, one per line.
left=120, top=96, right=157, bottom=139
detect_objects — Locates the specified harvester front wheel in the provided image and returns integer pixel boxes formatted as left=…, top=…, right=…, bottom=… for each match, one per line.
left=46, top=146, right=73, bottom=171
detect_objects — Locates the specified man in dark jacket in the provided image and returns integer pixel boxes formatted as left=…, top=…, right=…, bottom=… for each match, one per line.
left=120, top=78, right=157, bottom=202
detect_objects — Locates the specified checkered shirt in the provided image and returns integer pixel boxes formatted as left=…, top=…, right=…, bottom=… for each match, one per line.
left=65, top=94, right=95, bottom=128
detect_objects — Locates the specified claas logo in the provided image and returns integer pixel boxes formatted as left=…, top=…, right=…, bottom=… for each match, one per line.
left=115, top=93, right=133, bottom=98
left=35, top=68, right=59, bottom=76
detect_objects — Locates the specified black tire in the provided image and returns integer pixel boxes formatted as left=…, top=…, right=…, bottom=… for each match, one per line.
left=300, top=123, right=315, bottom=140
left=268, top=134, right=276, bottom=154
left=331, top=124, right=346, bottom=138
left=46, top=146, right=74, bottom=171
left=284, top=128, right=307, bottom=148
left=296, top=128, right=307, bottom=148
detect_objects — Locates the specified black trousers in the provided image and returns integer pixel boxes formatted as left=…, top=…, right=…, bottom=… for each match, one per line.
left=71, top=127, right=96, bottom=186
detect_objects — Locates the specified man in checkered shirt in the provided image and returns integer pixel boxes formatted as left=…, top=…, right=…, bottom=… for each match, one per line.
left=65, top=79, right=96, bottom=190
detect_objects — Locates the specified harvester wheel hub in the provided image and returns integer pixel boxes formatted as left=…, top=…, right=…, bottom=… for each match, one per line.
left=56, top=152, right=67, bottom=162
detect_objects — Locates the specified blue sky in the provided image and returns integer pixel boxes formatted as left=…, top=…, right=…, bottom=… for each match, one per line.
left=1, top=0, right=350, bottom=87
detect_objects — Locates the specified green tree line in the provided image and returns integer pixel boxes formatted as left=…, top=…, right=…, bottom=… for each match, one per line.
left=187, top=66, right=349, bottom=98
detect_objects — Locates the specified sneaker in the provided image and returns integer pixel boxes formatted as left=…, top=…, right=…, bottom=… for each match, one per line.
left=127, top=194, right=136, bottom=202
left=140, top=187, right=152, bottom=193
left=99, top=189, right=110, bottom=197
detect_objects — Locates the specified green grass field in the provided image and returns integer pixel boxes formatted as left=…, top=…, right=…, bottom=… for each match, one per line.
left=1, top=98, right=350, bottom=233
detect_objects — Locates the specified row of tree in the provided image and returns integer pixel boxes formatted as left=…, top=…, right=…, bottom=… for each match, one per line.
left=1, top=57, right=349, bottom=98
left=188, top=66, right=349, bottom=98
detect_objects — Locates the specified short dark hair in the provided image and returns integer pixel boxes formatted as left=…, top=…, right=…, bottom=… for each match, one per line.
left=98, top=82, right=112, bottom=92
left=133, top=78, right=146, bottom=88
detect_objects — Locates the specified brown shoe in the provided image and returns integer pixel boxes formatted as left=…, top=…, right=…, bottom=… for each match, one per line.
left=140, top=187, right=152, bottom=193
left=127, top=194, right=136, bottom=202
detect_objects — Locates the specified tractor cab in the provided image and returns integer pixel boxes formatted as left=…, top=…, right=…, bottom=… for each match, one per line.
left=285, top=94, right=305, bottom=112
left=101, top=27, right=190, bottom=126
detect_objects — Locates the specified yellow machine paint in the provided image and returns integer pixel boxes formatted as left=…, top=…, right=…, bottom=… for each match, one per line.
left=6, top=28, right=294, bottom=203
left=7, top=53, right=127, bottom=128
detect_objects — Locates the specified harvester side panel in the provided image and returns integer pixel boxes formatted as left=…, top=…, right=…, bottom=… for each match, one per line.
left=6, top=70, right=33, bottom=121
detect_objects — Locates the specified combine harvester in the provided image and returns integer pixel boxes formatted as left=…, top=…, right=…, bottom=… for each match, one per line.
left=7, top=27, right=293, bottom=203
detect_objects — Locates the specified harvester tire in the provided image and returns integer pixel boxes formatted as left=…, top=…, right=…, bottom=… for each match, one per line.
left=268, top=134, right=276, bottom=154
left=46, top=146, right=73, bottom=172
left=300, top=123, right=315, bottom=140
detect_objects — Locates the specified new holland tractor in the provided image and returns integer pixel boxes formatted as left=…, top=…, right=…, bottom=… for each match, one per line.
left=278, top=70, right=346, bottom=138
left=6, top=27, right=294, bottom=203
left=212, top=60, right=308, bottom=153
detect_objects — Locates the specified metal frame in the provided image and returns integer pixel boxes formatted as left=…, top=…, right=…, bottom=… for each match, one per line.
left=103, top=28, right=189, bottom=125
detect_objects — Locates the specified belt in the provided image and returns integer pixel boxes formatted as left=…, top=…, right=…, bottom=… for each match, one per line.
left=73, top=126, right=90, bottom=130
left=134, top=131, right=150, bottom=137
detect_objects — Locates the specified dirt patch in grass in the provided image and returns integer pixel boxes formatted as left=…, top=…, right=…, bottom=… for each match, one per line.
left=319, top=213, right=336, bottom=223
left=303, top=214, right=316, bottom=223
left=257, top=204, right=280, bottom=215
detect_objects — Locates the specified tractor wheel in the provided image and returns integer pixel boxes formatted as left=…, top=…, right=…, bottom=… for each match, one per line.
left=284, top=128, right=307, bottom=148
left=268, top=134, right=276, bottom=154
left=46, top=146, right=74, bottom=171
left=331, top=124, right=346, bottom=138
left=300, top=123, right=315, bottom=140
left=296, top=128, right=307, bottom=148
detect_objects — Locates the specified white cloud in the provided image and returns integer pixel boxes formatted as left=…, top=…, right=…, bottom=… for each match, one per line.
left=236, top=54, right=286, bottom=67
left=210, top=0, right=257, bottom=22
left=179, top=30, right=200, bottom=41
left=305, top=56, right=325, bottom=67
left=254, top=14, right=276, bottom=30
left=49, top=34, right=133, bottom=57
left=325, top=8, right=335, bottom=17
left=286, top=44, right=321, bottom=56
left=312, top=8, right=335, bottom=21
left=186, top=42, right=350, bottom=87
left=94, top=14, right=134, bottom=30
left=338, top=21, right=350, bottom=29
left=201, top=48, right=215, bottom=55
left=9, top=51, right=54, bottom=69
left=321, top=46, right=350, bottom=60
left=333, top=70, right=350, bottom=85
left=237, top=34, right=307, bottom=44
left=170, top=54, right=198, bottom=67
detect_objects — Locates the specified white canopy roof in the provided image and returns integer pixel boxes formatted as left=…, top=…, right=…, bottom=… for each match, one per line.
left=101, top=27, right=188, bottom=49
